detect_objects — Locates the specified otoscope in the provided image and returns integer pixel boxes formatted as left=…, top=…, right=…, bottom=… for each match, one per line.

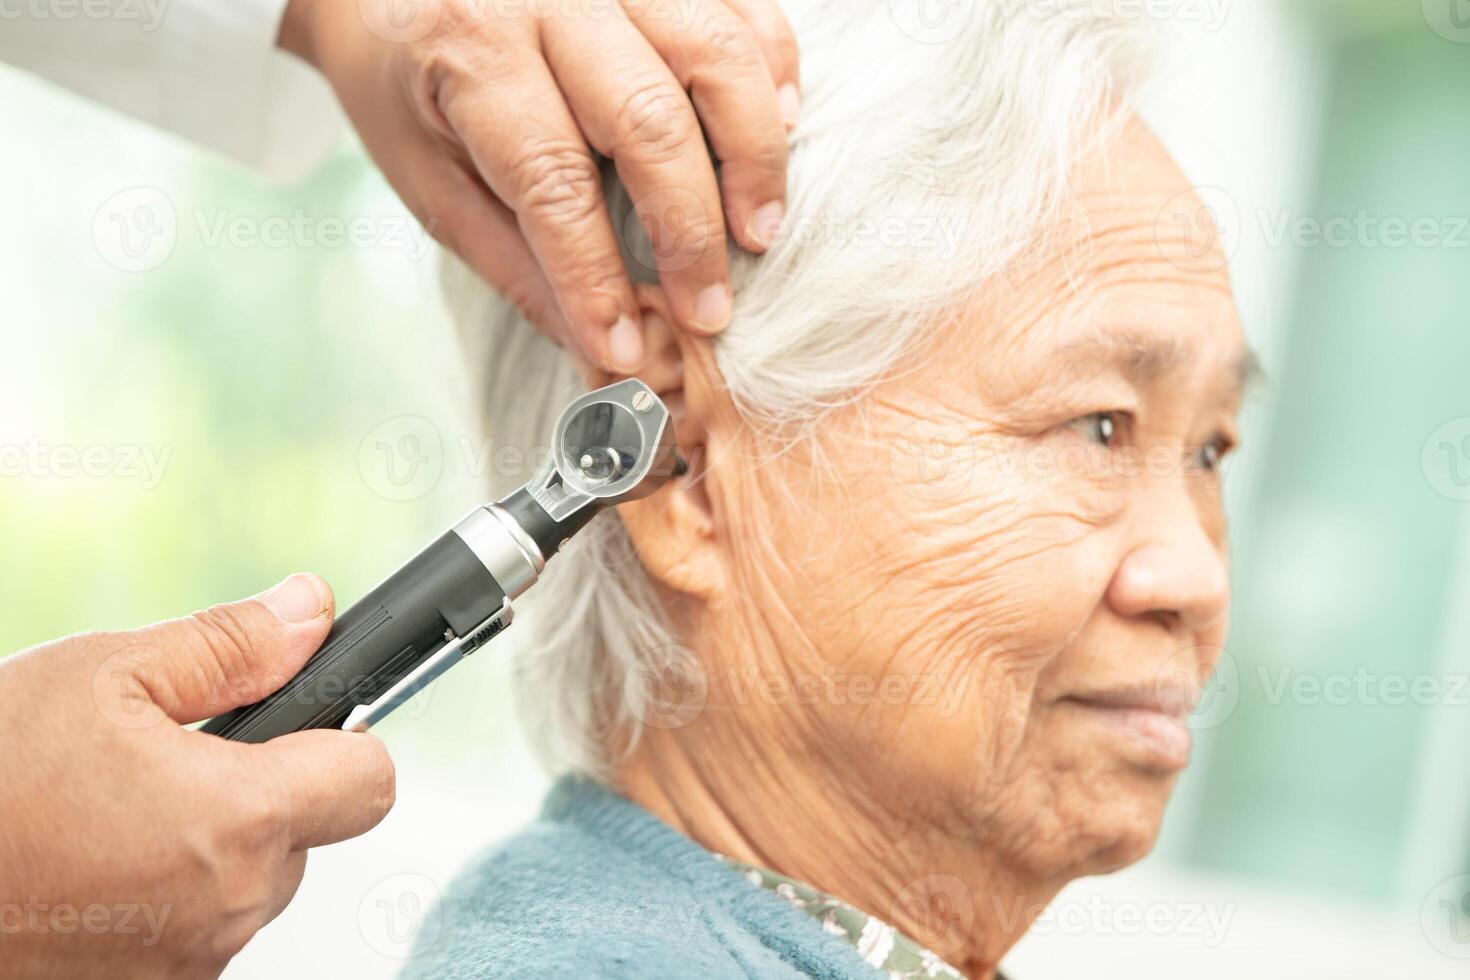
left=202, top=379, right=680, bottom=742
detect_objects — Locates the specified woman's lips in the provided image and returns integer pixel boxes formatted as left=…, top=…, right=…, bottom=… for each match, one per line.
left=1061, top=690, right=1194, bottom=771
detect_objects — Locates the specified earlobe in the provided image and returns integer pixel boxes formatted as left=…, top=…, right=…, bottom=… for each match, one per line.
left=612, top=285, right=728, bottom=603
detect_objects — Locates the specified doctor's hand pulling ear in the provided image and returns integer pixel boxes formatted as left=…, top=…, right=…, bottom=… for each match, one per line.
left=273, top=0, right=798, bottom=369
left=0, top=0, right=798, bottom=371
left=0, top=0, right=794, bottom=974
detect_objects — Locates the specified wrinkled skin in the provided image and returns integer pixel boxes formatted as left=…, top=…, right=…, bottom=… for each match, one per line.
left=615, top=116, right=1250, bottom=978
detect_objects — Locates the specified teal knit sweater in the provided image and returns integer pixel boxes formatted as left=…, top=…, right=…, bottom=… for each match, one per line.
left=399, top=776, right=888, bottom=979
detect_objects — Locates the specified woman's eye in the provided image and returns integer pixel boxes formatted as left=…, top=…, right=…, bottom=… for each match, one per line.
left=1196, top=434, right=1235, bottom=473
left=1068, top=411, right=1125, bottom=448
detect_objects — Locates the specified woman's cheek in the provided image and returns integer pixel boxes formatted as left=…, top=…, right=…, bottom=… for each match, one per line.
left=918, top=439, right=1124, bottom=620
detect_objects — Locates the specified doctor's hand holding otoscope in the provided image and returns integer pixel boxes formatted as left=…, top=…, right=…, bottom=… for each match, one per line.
left=0, top=574, right=393, bottom=978
left=2, top=380, right=680, bottom=978
left=0, top=0, right=793, bottom=973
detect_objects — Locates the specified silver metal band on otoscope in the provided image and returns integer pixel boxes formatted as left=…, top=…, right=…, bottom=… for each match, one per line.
left=451, top=504, right=545, bottom=599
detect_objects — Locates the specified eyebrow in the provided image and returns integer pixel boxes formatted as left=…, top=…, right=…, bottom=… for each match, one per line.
left=1233, top=347, right=1266, bottom=392
left=1058, top=331, right=1264, bottom=396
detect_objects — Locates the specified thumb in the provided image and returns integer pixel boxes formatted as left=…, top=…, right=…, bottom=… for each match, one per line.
left=124, top=574, right=336, bottom=724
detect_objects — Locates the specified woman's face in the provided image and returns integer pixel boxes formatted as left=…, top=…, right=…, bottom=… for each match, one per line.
left=670, top=117, right=1250, bottom=885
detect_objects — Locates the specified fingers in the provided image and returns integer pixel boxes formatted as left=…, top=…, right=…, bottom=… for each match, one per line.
left=124, top=574, right=335, bottom=724
left=704, top=0, right=801, bottom=127
left=258, top=728, right=397, bottom=850
left=435, top=49, right=648, bottom=373
left=543, top=4, right=734, bottom=336
left=625, top=0, right=790, bottom=258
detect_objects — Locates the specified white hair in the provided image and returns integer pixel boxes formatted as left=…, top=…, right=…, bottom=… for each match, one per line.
left=444, top=0, right=1153, bottom=779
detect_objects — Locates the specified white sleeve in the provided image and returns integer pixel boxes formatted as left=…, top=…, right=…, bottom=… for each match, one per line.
left=0, top=0, right=345, bottom=180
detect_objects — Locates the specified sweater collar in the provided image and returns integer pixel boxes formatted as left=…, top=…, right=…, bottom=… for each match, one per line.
left=540, top=776, right=982, bottom=979
left=542, top=776, right=887, bottom=979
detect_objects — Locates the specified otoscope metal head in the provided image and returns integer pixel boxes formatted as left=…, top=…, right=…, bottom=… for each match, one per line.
left=491, top=379, right=682, bottom=561
left=548, top=378, right=681, bottom=507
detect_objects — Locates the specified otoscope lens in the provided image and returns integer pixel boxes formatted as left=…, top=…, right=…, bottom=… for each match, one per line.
left=560, top=401, right=643, bottom=492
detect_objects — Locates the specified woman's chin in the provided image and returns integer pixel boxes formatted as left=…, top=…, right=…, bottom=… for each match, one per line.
left=1068, top=761, right=1183, bottom=874
left=977, top=783, right=1170, bottom=884
left=982, top=729, right=1182, bottom=880
left=1043, top=793, right=1172, bottom=879
left=1085, top=802, right=1170, bottom=873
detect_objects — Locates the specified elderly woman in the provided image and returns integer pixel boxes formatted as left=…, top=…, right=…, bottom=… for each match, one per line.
left=407, top=2, right=1249, bottom=977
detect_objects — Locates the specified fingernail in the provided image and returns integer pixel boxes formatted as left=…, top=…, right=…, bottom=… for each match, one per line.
left=607, top=314, right=645, bottom=372
left=261, top=573, right=327, bottom=623
left=778, top=84, right=800, bottom=130
left=690, top=284, right=733, bottom=333
left=748, top=201, right=785, bottom=250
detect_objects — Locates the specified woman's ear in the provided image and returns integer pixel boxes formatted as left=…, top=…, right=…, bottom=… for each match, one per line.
left=613, top=284, right=729, bottom=604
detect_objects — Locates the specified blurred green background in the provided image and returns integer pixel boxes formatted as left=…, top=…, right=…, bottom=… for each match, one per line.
left=2, top=1, right=1468, bottom=977
left=0, top=142, right=474, bottom=648
left=1180, top=19, right=1470, bottom=900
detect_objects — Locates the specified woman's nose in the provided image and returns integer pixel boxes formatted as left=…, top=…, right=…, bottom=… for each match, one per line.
left=1106, top=519, right=1230, bottom=634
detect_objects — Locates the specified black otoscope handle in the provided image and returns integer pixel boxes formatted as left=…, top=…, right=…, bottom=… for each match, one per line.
left=201, top=376, right=678, bottom=742
left=200, top=528, right=507, bottom=743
